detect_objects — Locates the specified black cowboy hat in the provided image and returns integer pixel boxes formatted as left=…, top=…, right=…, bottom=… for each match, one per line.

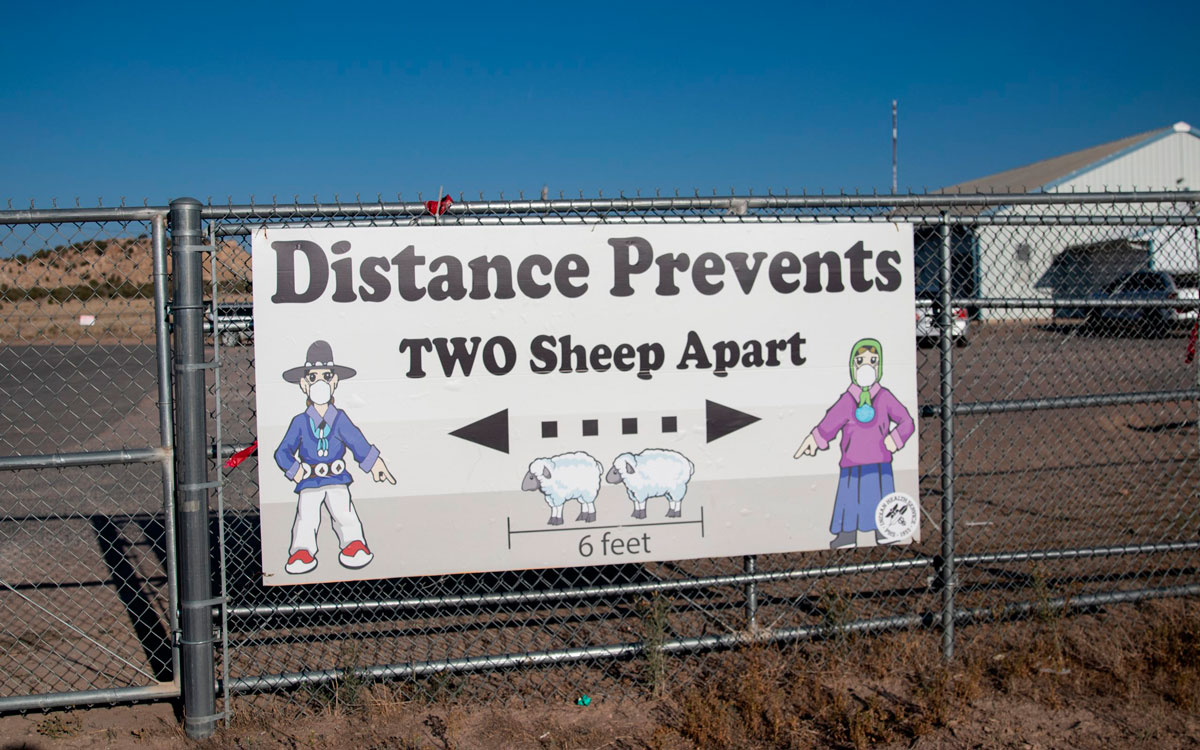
left=282, top=340, right=358, bottom=383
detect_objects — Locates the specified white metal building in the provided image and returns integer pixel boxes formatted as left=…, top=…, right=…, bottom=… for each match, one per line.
left=940, top=122, right=1200, bottom=316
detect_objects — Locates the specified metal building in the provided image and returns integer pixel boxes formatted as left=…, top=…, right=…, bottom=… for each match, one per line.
left=937, top=121, right=1200, bottom=317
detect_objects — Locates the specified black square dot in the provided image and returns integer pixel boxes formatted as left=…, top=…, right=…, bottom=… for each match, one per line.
left=582, top=419, right=599, bottom=437
left=662, top=416, right=678, bottom=433
left=622, top=417, right=638, bottom=435
left=541, top=421, right=558, bottom=439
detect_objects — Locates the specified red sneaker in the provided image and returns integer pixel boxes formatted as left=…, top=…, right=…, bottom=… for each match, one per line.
left=285, top=549, right=317, bottom=575
left=339, top=540, right=374, bottom=569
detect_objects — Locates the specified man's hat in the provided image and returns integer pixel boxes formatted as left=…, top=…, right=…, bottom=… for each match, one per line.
left=282, top=340, right=358, bottom=383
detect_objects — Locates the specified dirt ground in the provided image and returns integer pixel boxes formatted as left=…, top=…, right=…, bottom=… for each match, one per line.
left=1, top=598, right=1196, bottom=750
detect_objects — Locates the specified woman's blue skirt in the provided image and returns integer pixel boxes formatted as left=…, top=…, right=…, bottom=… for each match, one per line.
left=830, top=463, right=895, bottom=533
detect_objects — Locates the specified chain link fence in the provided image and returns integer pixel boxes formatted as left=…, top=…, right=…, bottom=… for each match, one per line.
left=0, top=192, right=1197, bottom=737
left=0, top=207, right=178, bottom=710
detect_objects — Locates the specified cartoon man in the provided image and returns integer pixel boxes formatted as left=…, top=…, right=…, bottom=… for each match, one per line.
left=274, top=340, right=396, bottom=575
left=794, top=338, right=914, bottom=549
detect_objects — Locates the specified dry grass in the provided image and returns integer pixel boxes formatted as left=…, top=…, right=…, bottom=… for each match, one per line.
left=159, top=599, right=1199, bottom=750
left=4, top=602, right=1196, bottom=749
left=660, top=598, right=1199, bottom=749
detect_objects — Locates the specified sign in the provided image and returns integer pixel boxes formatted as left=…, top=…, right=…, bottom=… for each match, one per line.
left=251, top=223, right=919, bottom=584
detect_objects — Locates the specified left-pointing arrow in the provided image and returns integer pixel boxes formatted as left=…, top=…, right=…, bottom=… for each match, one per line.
left=450, top=409, right=509, bottom=454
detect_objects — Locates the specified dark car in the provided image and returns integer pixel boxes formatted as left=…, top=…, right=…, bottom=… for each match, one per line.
left=1085, top=270, right=1192, bottom=336
left=202, top=301, right=254, bottom=346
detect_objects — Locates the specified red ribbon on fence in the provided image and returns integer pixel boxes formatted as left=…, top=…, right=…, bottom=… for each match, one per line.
left=425, top=194, right=453, bottom=216
left=1187, top=321, right=1198, bottom=364
left=225, top=441, right=258, bottom=470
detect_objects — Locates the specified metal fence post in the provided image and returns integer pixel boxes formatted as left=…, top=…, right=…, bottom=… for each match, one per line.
left=744, top=555, right=758, bottom=631
left=169, top=197, right=218, bottom=739
left=936, top=214, right=956, bottom=661
left=151, top=214, right=180, bottom=688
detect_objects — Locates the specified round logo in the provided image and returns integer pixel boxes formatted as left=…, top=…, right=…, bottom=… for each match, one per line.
left=875, top=492, right=918, bottom=542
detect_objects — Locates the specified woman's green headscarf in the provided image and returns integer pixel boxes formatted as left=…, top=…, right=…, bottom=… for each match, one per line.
left=849, top=337, right=883, bottom=410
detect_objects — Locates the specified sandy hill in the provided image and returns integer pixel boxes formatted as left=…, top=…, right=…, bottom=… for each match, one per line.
left=0, top=238, right=249, bottom=290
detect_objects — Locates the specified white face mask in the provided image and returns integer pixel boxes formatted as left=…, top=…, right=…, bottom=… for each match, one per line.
left=855, top=365, right=877, bottom=387
left=308, top=380, right=332, bottom=405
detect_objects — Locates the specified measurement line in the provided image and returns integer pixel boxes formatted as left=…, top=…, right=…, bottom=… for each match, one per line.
left=615, top=519, right=704, bottom=530
left=509, top=523, right=626, bottom=536
left=506, top=508, right=707, bottom=537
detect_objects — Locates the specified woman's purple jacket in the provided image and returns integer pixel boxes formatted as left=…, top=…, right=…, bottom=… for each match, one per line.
left=810, top=384, right=915, bottom=468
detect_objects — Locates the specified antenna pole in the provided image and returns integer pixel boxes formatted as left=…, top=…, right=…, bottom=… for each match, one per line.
left=892, top=100, right=898, bottom=194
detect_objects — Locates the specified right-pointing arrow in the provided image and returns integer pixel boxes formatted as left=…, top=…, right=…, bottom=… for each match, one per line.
left=706, top=400, right=761, bottom=443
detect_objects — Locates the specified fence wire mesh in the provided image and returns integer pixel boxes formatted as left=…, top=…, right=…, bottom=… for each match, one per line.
left=0, top=213, right=178, bottom=708
left=1, top=192, right=1197, bottom=723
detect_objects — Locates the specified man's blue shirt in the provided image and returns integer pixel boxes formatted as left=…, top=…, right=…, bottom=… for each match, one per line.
left=274, top=404, right=380, bottom=493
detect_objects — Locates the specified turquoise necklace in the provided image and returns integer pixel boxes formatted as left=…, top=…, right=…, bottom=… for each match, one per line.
left=308, top=417, right=330, bottom=457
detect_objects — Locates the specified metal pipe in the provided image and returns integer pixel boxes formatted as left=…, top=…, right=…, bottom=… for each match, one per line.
left=743, top=555, right=758, bottom=630
left=151, top=213, right=181, bottom=691
left=224, top=582, right=1200, bottom=695
left=1193, top=225, right=1199, bottom=556
left=226, top=613, right=931, bottom=693
left=0, top=447, right=165, bottom=472
left=210, top=212, right=1200, bottom=236
left=956, top=540, right=1200, bottom=565
left=954, top=297, right=1200, bottom=309
left=1, top=193, right=1191, bottom=229
left=169, top=198, right=217, bottom=740
left=207, top=219, right=233, bottom=728
left=0, top=682, right=179, bottom=713
left=196, top=191, right=1200, bottom=222
left=955, top=583, right=1200, bottom=624
left=937, top=214, right=956, bottom=661
left=0, top=206, right=167, bottom=224
left=961, top=214, right=1200, bottom=227
left=227, top=557, right=935, bottom=619
left=917, top=389, right=1200, bottom=418
left=209, top=443, right=249, bottom=460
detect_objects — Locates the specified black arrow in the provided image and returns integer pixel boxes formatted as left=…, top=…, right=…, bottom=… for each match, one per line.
left=450, top=409, right=509, bottom=454
left=706, top=400, right=760, bottom=443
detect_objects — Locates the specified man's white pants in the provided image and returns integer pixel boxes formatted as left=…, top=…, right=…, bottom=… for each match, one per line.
left=289, top=484, right=366, bottom=555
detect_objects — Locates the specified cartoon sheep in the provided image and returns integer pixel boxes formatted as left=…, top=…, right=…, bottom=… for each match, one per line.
left=521, top=452, right=605, bottom=525
left=605, top=449, right=695, bottom=519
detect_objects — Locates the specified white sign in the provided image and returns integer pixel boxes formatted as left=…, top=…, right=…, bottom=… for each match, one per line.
left=251, top=224, right=920, bottom=584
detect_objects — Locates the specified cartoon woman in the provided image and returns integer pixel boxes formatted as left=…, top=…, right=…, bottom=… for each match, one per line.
left=274, top=340, right=396, bottom=575
left=794, top=338, right=914, bottom=548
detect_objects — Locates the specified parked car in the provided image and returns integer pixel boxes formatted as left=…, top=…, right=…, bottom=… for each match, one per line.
left=915, top=299, right=969, bottom=347
left=202, top=301, right=254, bottom=346
left=1085, top=270, right=1197, bottom=336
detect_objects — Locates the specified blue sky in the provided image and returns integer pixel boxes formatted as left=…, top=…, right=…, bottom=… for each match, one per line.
left=2, top=1, right=1198, bottom=207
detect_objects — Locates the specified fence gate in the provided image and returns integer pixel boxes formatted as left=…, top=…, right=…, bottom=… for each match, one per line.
left=0, top=207, right=179, bottom=712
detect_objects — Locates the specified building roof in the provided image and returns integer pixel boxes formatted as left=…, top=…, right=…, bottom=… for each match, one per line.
left=938, top=121, right=1196, bottom=193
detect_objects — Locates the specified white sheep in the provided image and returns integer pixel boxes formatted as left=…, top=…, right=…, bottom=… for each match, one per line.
left=520, top=452, right=604, bottom=525
left=605, top=449, right=695, bottom=519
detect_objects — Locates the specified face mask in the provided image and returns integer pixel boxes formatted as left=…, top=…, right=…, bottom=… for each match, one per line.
left=855, top=365, right=877, bottom=387
left=308, top=380, right=332, bottom=405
